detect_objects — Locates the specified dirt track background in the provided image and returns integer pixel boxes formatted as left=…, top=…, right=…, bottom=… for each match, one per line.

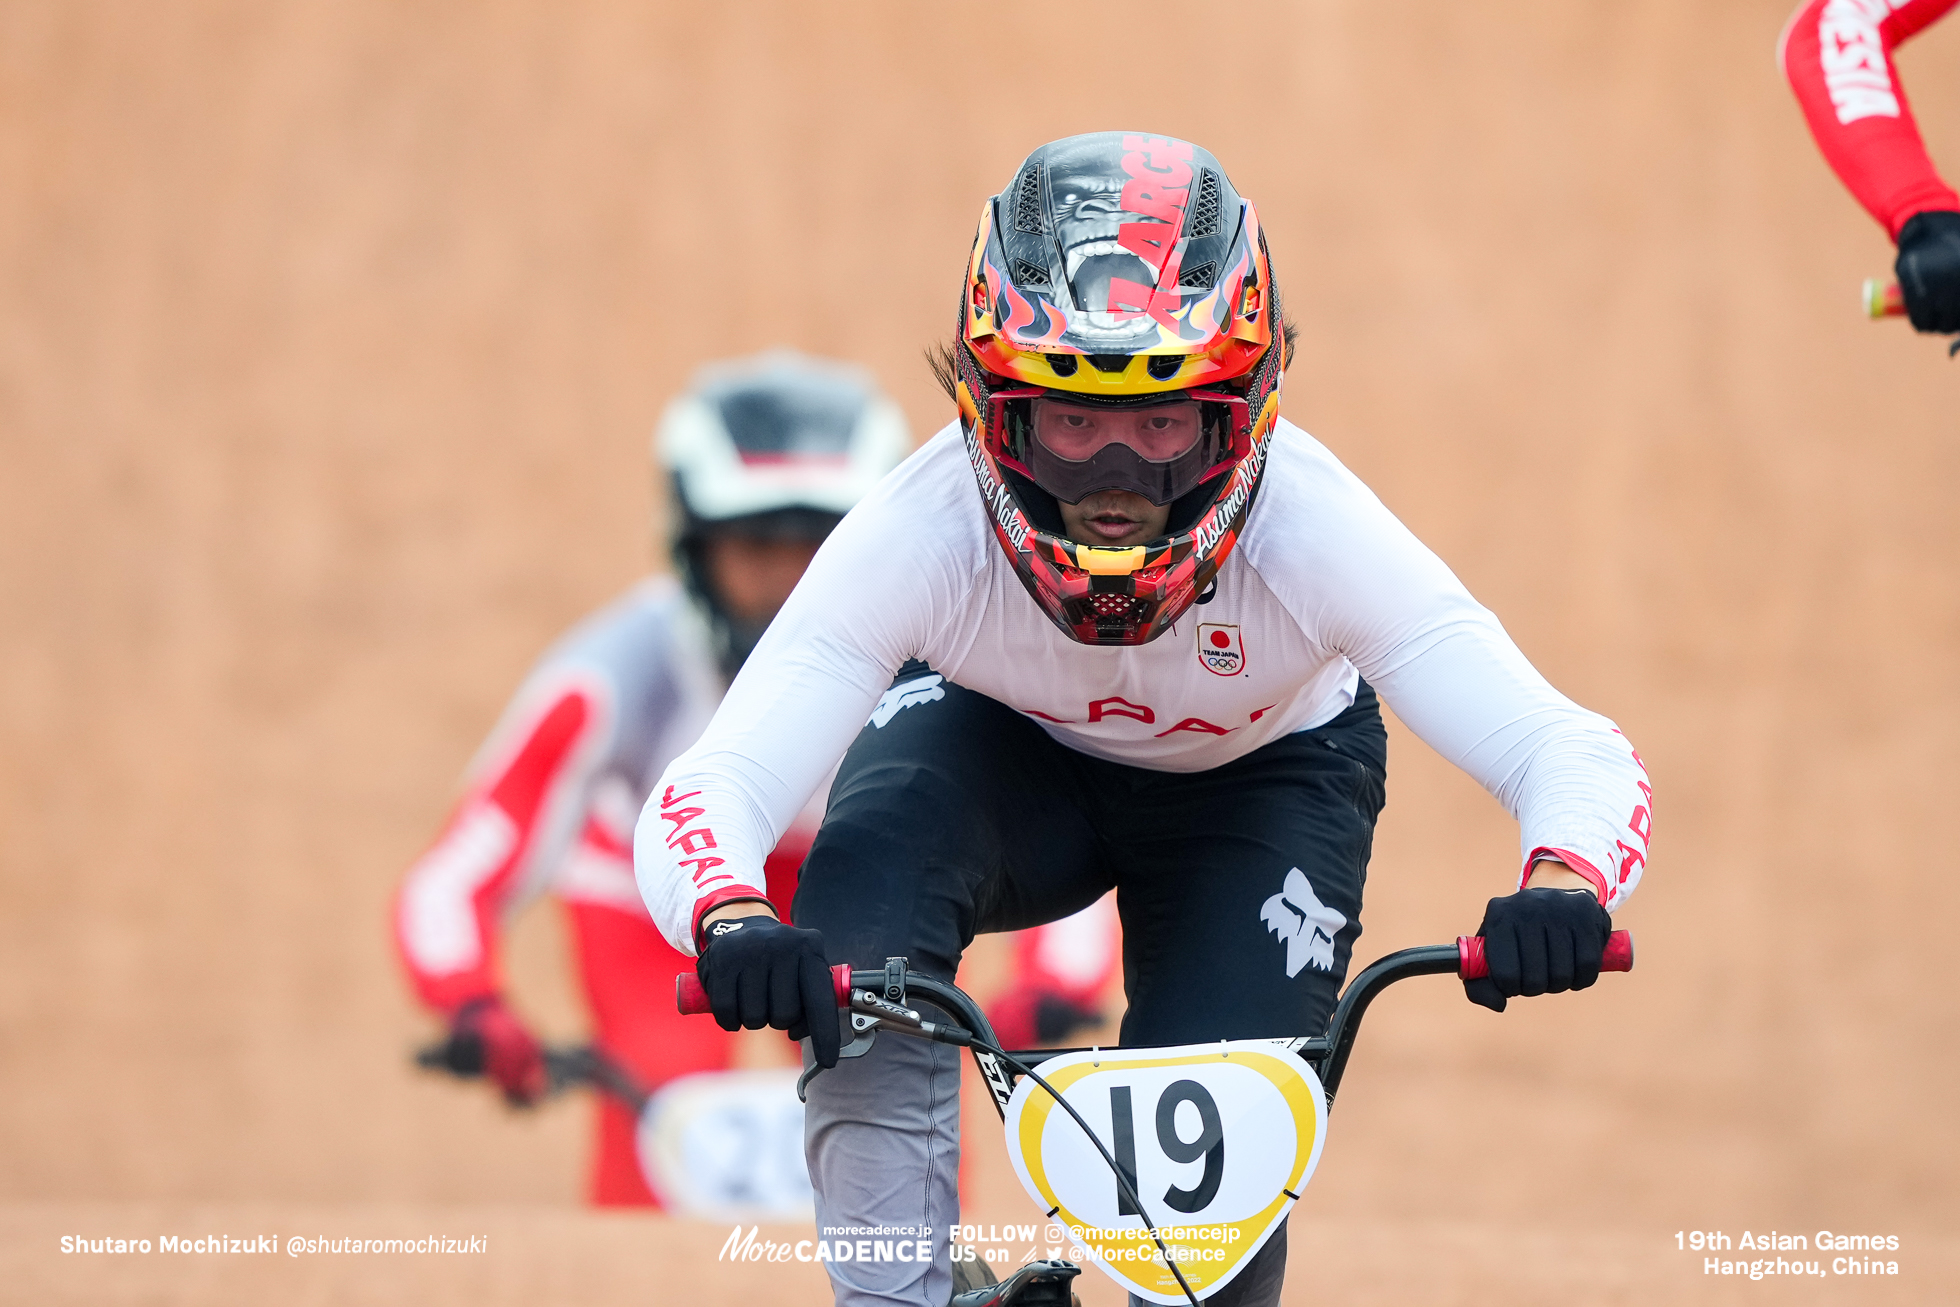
left=3, top=1, right=1957, bottom=1302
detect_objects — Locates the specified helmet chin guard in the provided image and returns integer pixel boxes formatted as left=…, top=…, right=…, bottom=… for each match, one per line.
left=953, top=132, right=1289, bottom=645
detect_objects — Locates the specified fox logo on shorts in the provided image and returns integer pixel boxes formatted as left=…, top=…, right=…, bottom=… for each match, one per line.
left=1261, top=867, right=1345, bottom=976
left=870, top=673, right=945, bottom=728
left=1196, top=623, right=1244, bottom=676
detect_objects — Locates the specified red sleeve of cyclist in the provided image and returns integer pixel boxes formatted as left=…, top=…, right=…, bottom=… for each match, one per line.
left=1780, top=0, right=1960, bottom=238
left=392, top=688, right=597, bottom=1013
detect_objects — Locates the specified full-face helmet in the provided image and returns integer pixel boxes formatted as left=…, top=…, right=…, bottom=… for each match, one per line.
left=945, top=131, right=1288, bottom=645
left=658, top=351, right=909, bottom=672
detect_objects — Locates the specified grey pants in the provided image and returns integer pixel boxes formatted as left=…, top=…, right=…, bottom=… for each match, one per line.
left=804, top=1032, right=962, bottom=1306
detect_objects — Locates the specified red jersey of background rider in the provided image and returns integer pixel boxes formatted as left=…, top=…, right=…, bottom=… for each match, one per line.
left=1781, top=0, right=1960, bottom=237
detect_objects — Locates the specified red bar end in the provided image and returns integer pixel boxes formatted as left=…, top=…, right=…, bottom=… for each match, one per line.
left=676, top=973, right=709, bottom=1015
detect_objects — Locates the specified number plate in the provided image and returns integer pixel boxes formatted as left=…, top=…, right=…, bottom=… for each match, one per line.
left=636, top=1068, right=813, bottom=1218
left=1003, top=1042, right=1325, bottom=1304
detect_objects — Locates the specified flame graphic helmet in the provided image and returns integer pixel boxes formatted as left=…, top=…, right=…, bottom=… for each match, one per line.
left=950, top=131, right=1288, bottom=645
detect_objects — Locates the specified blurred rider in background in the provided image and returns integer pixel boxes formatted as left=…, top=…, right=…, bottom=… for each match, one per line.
left=393, top=351, right=1123, bottom=1205
left=1782, top=0, right=1960, bottom=336
left=391, top=352, right=905, bottom=1205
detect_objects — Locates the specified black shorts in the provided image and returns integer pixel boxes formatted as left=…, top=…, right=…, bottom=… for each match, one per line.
left=792, top=665, right=1388, bottom=1046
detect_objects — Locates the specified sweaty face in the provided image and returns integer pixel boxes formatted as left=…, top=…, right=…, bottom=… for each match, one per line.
left=1032, top=398, right=1203, bottom=462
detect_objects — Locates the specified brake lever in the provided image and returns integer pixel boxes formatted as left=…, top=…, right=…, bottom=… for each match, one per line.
left=796, top=1006, right=881, bottom=1103
left=796, top=982, right=980, bottom=1101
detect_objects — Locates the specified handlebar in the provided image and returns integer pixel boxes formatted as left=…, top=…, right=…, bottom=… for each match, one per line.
left=1457, top=928, right=1632, bottom=979
left=1312, top=928, right=1630, bottom=1104
left=413, top=1039, right=652, bottom=1112
left=1861, top=278, right=1960, bottom=354
left=675, top=962, right=851, bottom=1016
left=675, top=928, right=1632, bottom=1115
left=674, top=935, right=1629, bottom=1014
left=1865, top=279, right=1905, bottom=319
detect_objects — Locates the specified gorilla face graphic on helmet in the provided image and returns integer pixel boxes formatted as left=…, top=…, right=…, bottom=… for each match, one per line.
left=985, top=131, right=1245, bottom=353
left=1043, top=140, right=1166, bottom=344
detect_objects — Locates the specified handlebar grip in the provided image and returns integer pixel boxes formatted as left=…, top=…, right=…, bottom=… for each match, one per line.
left=675, top=974, right=708, bottom=1015
left=1865, top=278, right=1905, bottom=319
left=1456, top=929, right=1632, bottom=980
left=675, top=962, right=852, bottom=1015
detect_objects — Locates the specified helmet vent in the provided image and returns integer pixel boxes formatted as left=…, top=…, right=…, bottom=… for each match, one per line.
left=1046, top=353, right=1079, bottom=377
left=1013, top=163, right=1046, bottom=234
left=1091, top=593, right=1135, bottom=619
left=1085, top=354, right=1131, bottom=374
left=1146, top=354, right=1182, bottom=380
left=1177, top=261, right=1216, bottom=288
left=1012, top=258, right=1051, bottom=286
left=1187, top=170, right=1223, bottom=238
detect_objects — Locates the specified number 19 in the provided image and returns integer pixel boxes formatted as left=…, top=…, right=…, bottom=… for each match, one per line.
left=1110, top=1080, right=1226, bottom=1216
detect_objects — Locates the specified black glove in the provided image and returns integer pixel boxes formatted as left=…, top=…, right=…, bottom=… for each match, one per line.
left=1895, top=209, right=1960, bottom=335
left=696, top=915, right=841, bottom=1067
left=1463, top=887, right=1612, bottom=1013
left=443, top=995, right=548, bottom=1106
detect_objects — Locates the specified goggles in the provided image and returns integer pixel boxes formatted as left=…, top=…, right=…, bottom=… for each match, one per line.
left=990, top=387, right=1252, bottom=506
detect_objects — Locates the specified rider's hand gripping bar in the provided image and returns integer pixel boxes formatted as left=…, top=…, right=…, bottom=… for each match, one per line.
left=675, top=962, right=850, bottom=1016
left=674, top=934, right=1631, bottom=1015
left=1456, top=928, right=1632, bottom=979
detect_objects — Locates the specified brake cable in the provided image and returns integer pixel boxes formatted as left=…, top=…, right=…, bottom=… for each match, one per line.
left=971, top=1037, right=1203, bottom=1307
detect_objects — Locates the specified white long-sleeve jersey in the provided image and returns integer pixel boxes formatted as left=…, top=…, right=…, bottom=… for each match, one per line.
left=636, top=418, right=1651, bottom=956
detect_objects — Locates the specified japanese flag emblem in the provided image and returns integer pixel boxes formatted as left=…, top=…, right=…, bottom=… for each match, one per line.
left=1197, top=623, right=1244, bottom=676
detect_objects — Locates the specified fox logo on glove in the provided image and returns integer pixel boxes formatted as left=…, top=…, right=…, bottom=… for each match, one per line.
left=1261, top=867, right=1345, bottom=977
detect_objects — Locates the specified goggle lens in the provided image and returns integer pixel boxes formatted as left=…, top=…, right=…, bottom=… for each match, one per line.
left=1031, top=399, right=1204, bottom=463
left=984, top=387, right=1252, bottom=506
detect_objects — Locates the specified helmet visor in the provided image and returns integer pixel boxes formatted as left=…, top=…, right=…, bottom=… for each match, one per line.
left=992, top=389, right=1249, bottom=507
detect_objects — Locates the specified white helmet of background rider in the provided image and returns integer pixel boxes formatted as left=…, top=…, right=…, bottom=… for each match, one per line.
left=656, top=350, right=910, bottom=674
